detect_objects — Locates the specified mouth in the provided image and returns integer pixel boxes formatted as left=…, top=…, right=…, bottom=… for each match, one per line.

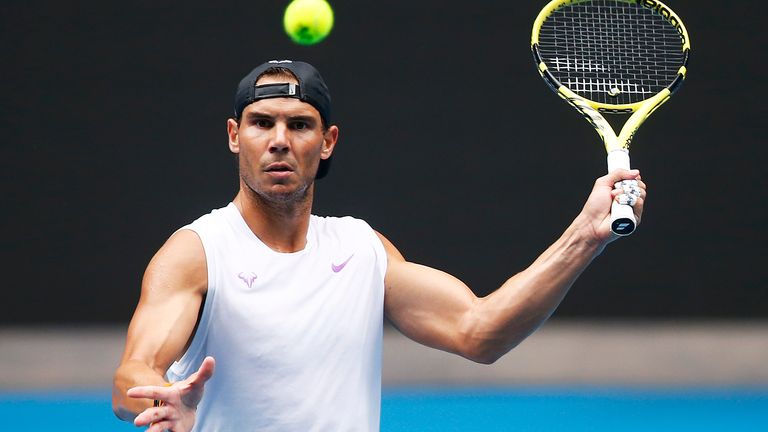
left=264, top=162, right=294, bottom=178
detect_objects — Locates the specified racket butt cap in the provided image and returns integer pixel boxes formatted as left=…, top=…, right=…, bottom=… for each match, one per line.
left=611, top=218, right=636, bottom=236
left=610, top=200, right=636, bottom=236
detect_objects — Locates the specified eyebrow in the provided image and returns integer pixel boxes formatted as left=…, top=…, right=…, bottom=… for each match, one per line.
left=244, top=111, right=317, bottom=124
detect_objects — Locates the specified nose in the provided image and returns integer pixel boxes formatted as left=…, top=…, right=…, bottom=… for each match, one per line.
left=269, top=123, right=290, bottom=154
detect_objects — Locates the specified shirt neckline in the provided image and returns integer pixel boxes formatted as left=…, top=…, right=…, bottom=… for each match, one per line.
left=224, top=202, right=316, bottom=256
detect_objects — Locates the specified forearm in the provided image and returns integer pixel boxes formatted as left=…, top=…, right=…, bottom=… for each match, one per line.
left=464, top=219, right=604, bottom=363
left=112, top=359, right=169, bottom=421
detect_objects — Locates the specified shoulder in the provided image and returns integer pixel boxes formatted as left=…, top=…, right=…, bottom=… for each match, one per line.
left=142, top=205, right=219, bottom=297
left=373, top=230, right=405, bottom=263
left=144, top=229, right=207, bottom=295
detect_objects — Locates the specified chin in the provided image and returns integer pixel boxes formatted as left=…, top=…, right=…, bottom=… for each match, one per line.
left=261, top=183, right=312, bottom=204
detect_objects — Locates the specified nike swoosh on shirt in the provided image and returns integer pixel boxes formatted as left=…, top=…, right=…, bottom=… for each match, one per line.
left=331, top=254, right=355, bottom=273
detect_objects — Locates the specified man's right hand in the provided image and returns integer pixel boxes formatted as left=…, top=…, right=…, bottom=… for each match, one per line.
left=126, top=356, right=216, bottom=432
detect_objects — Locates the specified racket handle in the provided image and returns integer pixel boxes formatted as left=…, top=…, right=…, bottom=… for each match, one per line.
left=607, top=150, right=636, bottom=236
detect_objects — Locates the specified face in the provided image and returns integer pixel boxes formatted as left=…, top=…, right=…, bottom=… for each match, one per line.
left=227, top=75, right=338, bottom=204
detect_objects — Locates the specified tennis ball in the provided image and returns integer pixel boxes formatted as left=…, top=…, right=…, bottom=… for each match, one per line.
left=283, top=0, right=334, bottom=45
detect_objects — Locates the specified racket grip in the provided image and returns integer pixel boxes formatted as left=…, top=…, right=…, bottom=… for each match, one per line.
left=606, top=150, right=636, bottom=236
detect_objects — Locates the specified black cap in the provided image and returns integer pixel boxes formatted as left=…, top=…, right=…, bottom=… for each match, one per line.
left=233, top=60, right=333, bottom=179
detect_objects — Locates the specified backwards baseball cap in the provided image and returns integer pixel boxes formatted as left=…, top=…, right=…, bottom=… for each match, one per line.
left=234, top=60, right=333, bottom=178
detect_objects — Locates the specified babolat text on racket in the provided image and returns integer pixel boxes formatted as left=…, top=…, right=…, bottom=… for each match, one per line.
left=531, top=0, right=690, bottom=235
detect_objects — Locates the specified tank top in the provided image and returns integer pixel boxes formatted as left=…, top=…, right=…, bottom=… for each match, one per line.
left=166, top=203, right=387, bottom=431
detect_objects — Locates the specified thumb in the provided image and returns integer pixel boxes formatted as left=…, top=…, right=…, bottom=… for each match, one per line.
left=602, top=168, right=640, bottom=187
left=189, top=356, right=215, bottom=386
left=178, top=356, right=215, bottom=408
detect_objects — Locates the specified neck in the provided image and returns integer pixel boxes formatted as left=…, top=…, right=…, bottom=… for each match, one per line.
left=233, top=183, right=314, bottom=253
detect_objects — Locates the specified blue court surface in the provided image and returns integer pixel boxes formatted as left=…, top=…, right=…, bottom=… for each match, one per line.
left=1, top=386, right=766, bottom=431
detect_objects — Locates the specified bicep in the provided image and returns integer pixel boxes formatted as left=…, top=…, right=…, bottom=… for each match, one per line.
left=120, top=229, right=207, bottom=375
left=377, top=232, right=479, bottom=356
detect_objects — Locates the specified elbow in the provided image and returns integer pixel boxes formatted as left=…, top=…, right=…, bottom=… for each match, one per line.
left=461, top=342, right=510, bottom=365
left=111, top=399, right=123, bottom=420
left=456, top=328, right=518, bottom=365
left=112, top=398, right=137, bottom=423
left=455, top=306, right=518, bottom=365
left=111, top=376, right=137, bottom=422
left=468, top=352, right=501, bottom=365
left=111, top=393, right=127, bottom=421
left=111, top=379, right=122, bottom=419
left=462, top=328, right=532, bottom=364
left=456, top=315, right=528, bottom=364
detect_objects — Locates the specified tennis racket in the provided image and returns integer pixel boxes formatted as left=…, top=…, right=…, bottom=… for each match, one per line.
left=531, top=0, right=690, bottom=235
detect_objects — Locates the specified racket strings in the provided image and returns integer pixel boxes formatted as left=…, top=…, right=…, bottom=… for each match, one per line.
left=538, top=0, right=686, bottom=105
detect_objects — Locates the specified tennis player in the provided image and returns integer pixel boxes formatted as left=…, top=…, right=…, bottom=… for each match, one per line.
left=112, top=60, right=645, bottom=431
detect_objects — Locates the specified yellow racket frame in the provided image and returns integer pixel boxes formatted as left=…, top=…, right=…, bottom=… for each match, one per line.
left=531, top=0, right=690, bottom=153
left=530, top=0, right=690, bottom=235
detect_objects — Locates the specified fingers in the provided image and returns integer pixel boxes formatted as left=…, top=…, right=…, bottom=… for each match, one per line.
left=134, top=405, right=174, bottom=427
left=615, top=179, right=642, bottom=196
left=613, top=179, right=643, bottom=206
left=610, top=176, right=647, bottom=226
left=127, top=385, right=173, bottom=401
left=147, top=421, right=173, bottom=432
left=127, top=358, right=215, bottom=430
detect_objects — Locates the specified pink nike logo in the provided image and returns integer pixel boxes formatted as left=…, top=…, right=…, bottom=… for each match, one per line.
left=331, top=254, right=354, bottom=273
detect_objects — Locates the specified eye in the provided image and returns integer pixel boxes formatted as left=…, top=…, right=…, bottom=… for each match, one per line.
left=291, top=121, right=308, bottom=130
left=254, top=118, right=273, bottom=128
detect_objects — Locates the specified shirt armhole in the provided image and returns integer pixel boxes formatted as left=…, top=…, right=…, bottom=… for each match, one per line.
left=360, top=221, right=388, bottom=283
left=165, top=226, right=217, bottom=381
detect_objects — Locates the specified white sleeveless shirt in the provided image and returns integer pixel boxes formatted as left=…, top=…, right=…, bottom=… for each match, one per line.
left=167, top=203, right=387, bottom=431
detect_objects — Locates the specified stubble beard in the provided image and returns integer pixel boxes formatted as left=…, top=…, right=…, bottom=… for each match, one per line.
left=240, top=168, right=314, bottom=213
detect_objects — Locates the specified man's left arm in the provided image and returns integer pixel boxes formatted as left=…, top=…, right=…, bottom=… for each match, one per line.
left=381, top=169, right=645, bottom=364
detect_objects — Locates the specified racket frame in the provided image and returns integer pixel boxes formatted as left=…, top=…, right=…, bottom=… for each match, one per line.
left=530, top=0, right=690, bottom=235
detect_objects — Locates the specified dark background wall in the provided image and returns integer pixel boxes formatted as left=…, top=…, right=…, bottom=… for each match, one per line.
left=2, top=1, right=765, bottom=324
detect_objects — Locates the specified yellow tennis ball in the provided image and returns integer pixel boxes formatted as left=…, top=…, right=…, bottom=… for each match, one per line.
left=283, top=0, right=334, bottom=45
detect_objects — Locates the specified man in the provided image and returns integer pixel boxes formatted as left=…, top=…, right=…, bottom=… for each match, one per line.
left=113, top=60, right=645, bottom=431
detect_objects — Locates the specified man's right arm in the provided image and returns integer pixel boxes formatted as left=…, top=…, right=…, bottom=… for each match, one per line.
left=112, top=229, right=208, bottom=421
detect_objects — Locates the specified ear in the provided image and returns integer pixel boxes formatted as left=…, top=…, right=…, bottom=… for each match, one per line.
left=321, top=125, right=339, bottom=160
left=227, top=118, right=240, bottom=154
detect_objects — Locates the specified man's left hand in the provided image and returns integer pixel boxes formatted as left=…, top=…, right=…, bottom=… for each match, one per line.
left=575, top=169, right=647, bottom=244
